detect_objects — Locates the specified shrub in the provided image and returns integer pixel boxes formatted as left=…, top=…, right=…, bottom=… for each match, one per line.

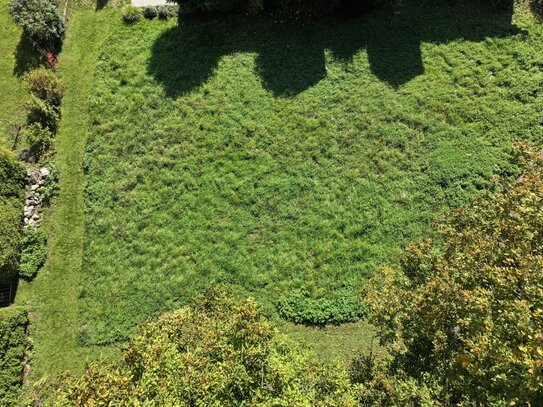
left=277, top=288, right=363, bottom=325
left=0, top=148, right=26, bottom=283
left=21, top=123, right=54, bottom=156
left=8, top=0, right=64, bottom=52
left=26, top=96, right=60, bottom=132
left=157, top=5, right=178, bottom=19
left=38, top=163, right=59, bottom=207
left=122, top=5, right=143, bottom=24
left=39, top=287, right=357, bottom=405
left=142, top=5, right=158, bottom=18
left=23, top=68, right=64, bottom=107
left=365, top=142, right=543, bottom=405
left=0, top=307, right=29, bottom=407
left=19, top=227, right=47, bottom=280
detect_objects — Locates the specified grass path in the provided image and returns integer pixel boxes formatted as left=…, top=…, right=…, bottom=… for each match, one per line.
left=17, top=8, right=118, bottom=377
left=0, top=0, right=25, bottom=147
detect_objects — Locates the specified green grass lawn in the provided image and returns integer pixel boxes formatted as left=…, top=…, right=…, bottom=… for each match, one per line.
left=77, top=0, right=543, bottom=347
left=0, top=0, right=26, bottom=147
left=13, top=0, right=543, bottom=378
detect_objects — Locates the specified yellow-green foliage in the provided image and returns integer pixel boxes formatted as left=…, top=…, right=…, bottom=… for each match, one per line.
left=365, top=143, right=543, bottom=405
left=42, top=288, right=357, bottom=406
left=0, top=147, right=26, bottom=283
left=0, top=306, right=28, bottom=407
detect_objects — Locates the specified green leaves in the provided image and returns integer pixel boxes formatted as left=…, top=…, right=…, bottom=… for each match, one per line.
left=366, top=143, right=543, bottom=405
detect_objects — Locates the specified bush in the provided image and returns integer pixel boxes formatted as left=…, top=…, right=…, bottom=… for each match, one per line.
left=19, top=227, right=47, bottom=280
left=122, top=5, right=143, bottom=24
left=277, top=288, right=363, bottom=325
left=9, top=0, right=64, bottom=52
left=39, top=287, right=357, bottom=405
left=157, top=5, right=178, bottom=19
left=0, top=307, right=29, bottom=407
left=142, top=5, right=158, bottom=18
left=26, top=96, right=60, bottom=132
left=0, top=148, right=26, bottom=283
left=365, top=143, right=543, bottom=405
left=21, top=123, right=54, bottom=156
left=23, top=68, right=64, bottom=107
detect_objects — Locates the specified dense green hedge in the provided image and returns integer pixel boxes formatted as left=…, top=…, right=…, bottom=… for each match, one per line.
left=0, top=306, right=28, bottom=406
left=0, top=148, right=26, bottom=284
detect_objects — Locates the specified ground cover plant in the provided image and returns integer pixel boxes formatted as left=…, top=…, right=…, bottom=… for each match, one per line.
left=78, top=0, right=543, bottom=347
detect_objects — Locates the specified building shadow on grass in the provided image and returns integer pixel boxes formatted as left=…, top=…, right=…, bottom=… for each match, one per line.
left=148, top=0, right=517, bottom=97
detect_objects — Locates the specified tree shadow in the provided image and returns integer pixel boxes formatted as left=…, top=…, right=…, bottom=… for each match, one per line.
left=96, top=0, right=108, bottom=11
left=13, top=35, right=46, bottom=77
left=148, top=0, right=517, bottom=97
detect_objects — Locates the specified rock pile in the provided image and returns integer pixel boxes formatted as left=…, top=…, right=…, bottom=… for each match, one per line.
left=24, top=167, right=50, bottom=226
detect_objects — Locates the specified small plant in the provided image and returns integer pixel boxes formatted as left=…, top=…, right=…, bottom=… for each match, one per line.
left=23, top=68, right=64, bottom=107
left=157, top=5, right=178, bottom=19
left=20, top=123, right=54, bottom=157
left=19, top=227, right=47, bottom=280
left=9, top=0, right=64, bottom=52
left=277, top=288, right=363, bottom=325
left=122, top=6, right=143, bottom=24
left=38, top=164, right=59, bottom=206
left=142, top=6, right=158, bottom=19
left=26, top=96, right=60, bottom=132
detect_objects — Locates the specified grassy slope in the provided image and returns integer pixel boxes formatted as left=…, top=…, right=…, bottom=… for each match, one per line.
left=79, top=2, right=543, bottom=347
left=16, top=8, right=118, bottom=376
left=0, top=0, right=25, bottom=147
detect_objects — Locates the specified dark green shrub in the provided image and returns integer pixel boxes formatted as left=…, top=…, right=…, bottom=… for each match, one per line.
left=142, top=5, right=158, bottom=18
left=277, top=288, right=363, bottom=325
left=8, top=0, right=64, bottom=52
left=122, top=5, right=143, bottom=24
left=0, top=148, right=26, bottom=199
left=157, top=5, right=179, bottom=19
left=26, top=96, right=60, bottom=132
left=23, top=68, right=64, bottom=107
left=19, top=227, right=47, bottom=280
left=0, top=148, right=26, bottom=284
left=0, top=306, right=28, bottom=407
left=21, top=123, right=54, bottom=156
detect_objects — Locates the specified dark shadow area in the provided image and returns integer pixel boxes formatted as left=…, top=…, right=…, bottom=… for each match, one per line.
left=149, top=0, right=517, bottom=97
left=96, top=0, right=108, bottom=11
left=13, top=35, right=47, bottom=77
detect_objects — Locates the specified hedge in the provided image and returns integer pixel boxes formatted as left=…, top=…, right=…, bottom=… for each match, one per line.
left=0, top=148, right=26, bottom=284
left=0, top=306, right=29, bottom=406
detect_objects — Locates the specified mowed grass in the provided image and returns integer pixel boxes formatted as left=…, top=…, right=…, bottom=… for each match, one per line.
left=79, top=1, right=543, bottom=346
left=0, top=0, right=26, bottom=147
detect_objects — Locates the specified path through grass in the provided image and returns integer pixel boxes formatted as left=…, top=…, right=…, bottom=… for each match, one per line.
left=16, top=8, right=119, bottom=377
left=0, top=0, right=25, bottom=147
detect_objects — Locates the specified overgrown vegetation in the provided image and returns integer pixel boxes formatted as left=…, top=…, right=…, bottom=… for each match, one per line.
left=0, top=306, right=28, bottom=407
left=0, top=147, right=26, bottom=283
left=8, top=0, right=64, bottom=54
left=19, top=226, right=47, bottom=280
left=79, top=0, right=543, bottom=346
left=34, top=288, right=357, bottom=406
left=361, top=143, right=543, bottom=405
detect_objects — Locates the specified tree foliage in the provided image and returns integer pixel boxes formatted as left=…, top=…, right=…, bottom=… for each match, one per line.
left=364, top=143, right=543, bottom=405
left=39, top=287, right=357, bottom=406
